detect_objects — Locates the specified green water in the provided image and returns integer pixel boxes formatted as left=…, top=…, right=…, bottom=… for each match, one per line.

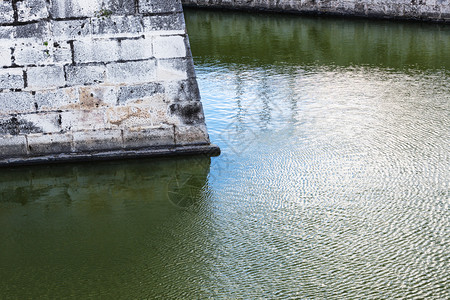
left=1, top=9, right=449, bottom=299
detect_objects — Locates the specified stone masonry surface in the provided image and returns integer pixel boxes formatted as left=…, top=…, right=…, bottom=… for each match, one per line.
left=0, top=0, right=218, bottom=165
left=182, top=0, right=450, bottom=22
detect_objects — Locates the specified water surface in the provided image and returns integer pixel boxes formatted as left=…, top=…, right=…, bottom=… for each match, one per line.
left=1, top=9, right=449, bottom=299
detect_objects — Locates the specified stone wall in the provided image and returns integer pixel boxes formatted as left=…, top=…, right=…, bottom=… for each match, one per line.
left=182, top=0, right=450, bottom=22
left=0, top=0, right=218, bottom=166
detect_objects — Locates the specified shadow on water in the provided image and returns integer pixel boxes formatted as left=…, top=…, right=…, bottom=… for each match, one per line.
left=185, top=8, right=450, bottom=70
left=0, top=156, right=213, bottom=298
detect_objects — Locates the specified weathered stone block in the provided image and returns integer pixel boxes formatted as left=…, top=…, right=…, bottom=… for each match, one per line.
left=175, top=124, right=209, bottom=145
left=0, top=115, right=42, bottom=135
left=0, top=1, right=14, bottom=24
left=17, top=0, right=49, bottom=22
left=119, top=37, right=154, bottom=61
left=52, top=41, right=73, bottom=64
left=169, top=101, right=205, bottom=125
left=0, top=27, right=14, bottom=40
left=117, top=83, right=164, bottom=104
left=27, top=133, right=73, bottom=155
left=73, top=39, right=120, bottom=64
left=0, top=135, right=28, bottom=158
left=27, top=66, right=65, bottom=89
left=73, top=129, right=123, bottom=152
left=21, top=112, right=62, bottom=133
left=15, top=22, right=51, bottom=40
left=35, top=88, right=79, bottom=111
left=60, top=109, right=107, bottom=131
left=0, top=91, right=35, bottom=114
left=13, top=41, right=71, bottom=66
left=13, top=42, right=52, bottom=66
left=142, top=13, right=185, bottom=31
left=157, top=58, right=190, bottom=81
left=123, top=126, right=175, bottom=149
left=51, top=19, right=92, bottom=39
left=65, top=65, right=107, bottom=86
left=50, top=0, right=135, bottom=19
left=139, top=0, right=183, bottom=14
left=50, top=0, right=97, bottom=19
left=106, top=60, right=157, bottom=84
left=153, top=35, right=187, bottom=59
left=0, top=68, right=24, bottom=90
left=78, top=86, right=118, bottom=107
left=0, top=46, right=12, bottom=67
left=91, top=15, right=144, bottom=35
left=164, top=78, right=201, bottom=102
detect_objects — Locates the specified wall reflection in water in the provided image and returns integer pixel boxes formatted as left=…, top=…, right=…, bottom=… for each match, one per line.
left=0, top=157, right=210, bottom=208
left=186, top=8, right=450, bottom=70
left=0, top=157, right=212, bottom=298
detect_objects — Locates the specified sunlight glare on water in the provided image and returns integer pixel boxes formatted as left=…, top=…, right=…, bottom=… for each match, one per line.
left=188, top=9, right=449, bottom=299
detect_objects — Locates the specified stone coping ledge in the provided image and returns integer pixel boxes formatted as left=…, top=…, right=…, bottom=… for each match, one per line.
left=0, top=143, right=220, bottom=167
left=182, top=1, right=450, bottom=24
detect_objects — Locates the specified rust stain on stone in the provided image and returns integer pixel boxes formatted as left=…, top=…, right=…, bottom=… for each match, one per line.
left=106, top=106, right=151, bottom=127
left=78, top=88, right=108, bottom=109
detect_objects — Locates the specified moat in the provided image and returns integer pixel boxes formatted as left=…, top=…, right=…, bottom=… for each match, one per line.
left=1, top=9, right=449, bottom=298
